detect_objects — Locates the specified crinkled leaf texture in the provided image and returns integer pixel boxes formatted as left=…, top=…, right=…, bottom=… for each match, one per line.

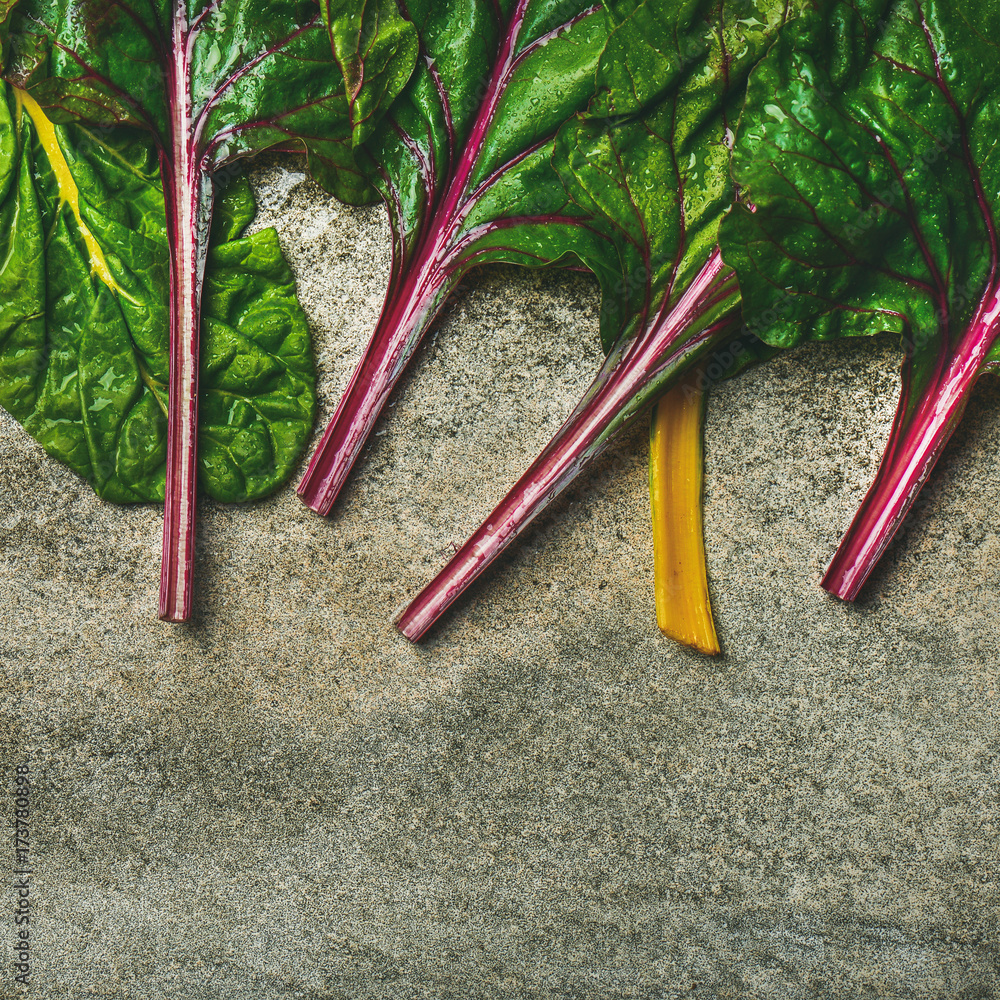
left=0, top=0, right=401, bottom=618
left=721, top=0, right=1000, bottom=598
left=0, top=86, right=315, bottom=504
left=3, top=0, right=377, bottom=201
left=557, top=0, right=801, bottom=364
left=722, top=0, right=997, bottom=349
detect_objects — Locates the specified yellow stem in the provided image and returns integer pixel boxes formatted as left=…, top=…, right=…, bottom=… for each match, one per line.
left=649, top=373, right=720, bottom=655
left=13, top=87, right=138, bottom=304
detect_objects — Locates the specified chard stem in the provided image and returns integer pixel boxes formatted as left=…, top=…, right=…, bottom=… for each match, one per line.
left=159, top=18, right=212, bottom=622
left=297, top=257, right=454, bottom=515
left=397, top=249, right=739, bottom=642
left=823, top=281, right=1000, bottom=600
left=296, top=0, right=578, bottom=517
left=649, top=374, right=720, bottom=655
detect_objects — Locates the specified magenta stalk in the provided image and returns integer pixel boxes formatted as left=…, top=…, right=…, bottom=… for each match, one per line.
left=397, top=250, right=739, bottom=642
left=822, top=280, right=1000, bottom=600
left=296, top=258, right=456, bottom=515
left=158, top=16, right=212, bottom=623
left=296, top=0, right=600, bottom=515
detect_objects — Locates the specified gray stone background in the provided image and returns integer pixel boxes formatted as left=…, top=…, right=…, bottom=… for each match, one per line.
left=1, top=159, right=998, bottom=998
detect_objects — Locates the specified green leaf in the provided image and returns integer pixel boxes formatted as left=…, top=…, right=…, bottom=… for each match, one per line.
left=394, top=1, right=807, bottom=642
left=720, top=1, right=1000, bottom=599
left=558, top=0, right=804, bottom=357
left=0, top=0, right=389, bottom=617
left=0, top=84, right=316, bottom=504
left=324, top=0, right=419, bottom=146
left=298, top=0, right=616, bottom=514
left=720, top=0, right=998, bottom=349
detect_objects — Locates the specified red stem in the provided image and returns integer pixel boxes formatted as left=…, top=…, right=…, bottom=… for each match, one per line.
left=296, top=257, right=457, bottom=514
left=397, top=250, right=739, bottom=641
left=296, top=0, right=558, bottom=515
left=158, top=6, right=212, bottom=622
left=822, top=280, right=1000, bottom=600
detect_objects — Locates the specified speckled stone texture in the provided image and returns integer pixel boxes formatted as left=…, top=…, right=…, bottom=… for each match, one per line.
left=2, top=159, right=998, bottom=999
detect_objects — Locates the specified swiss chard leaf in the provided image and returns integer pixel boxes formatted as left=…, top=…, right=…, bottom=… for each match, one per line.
left=397, top=0, right=803, bottom=641
left=0, top=84, right=316, bottom=504
left=2, top=0, right=413, bottom=619
left=4, top=0, right=388, bottom=202
left=554, top=0, right=796, bottom=357
left=325, top=0, right=418, bottom=146
left=721, top=0, right=1000, bottom=599
left=297, top=0, right=613, bottom=515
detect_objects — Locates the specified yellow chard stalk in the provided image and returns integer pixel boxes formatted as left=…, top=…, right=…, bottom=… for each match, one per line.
left=649, top=373, right=719, bottom=655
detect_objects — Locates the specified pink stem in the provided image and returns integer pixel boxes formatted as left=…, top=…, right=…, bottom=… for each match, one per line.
left=296, top=0, right=543, bottom=515
left=397, top=250, right=738, bottom=641
left=822, top=280, right=1000, bottom=600
left=296, top=258, right=456, bottom=514
left=159, top=5, right=212, bottom=622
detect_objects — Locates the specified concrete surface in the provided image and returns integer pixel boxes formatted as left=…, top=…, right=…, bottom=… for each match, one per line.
left=1, top=157, right=998, bottom=999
